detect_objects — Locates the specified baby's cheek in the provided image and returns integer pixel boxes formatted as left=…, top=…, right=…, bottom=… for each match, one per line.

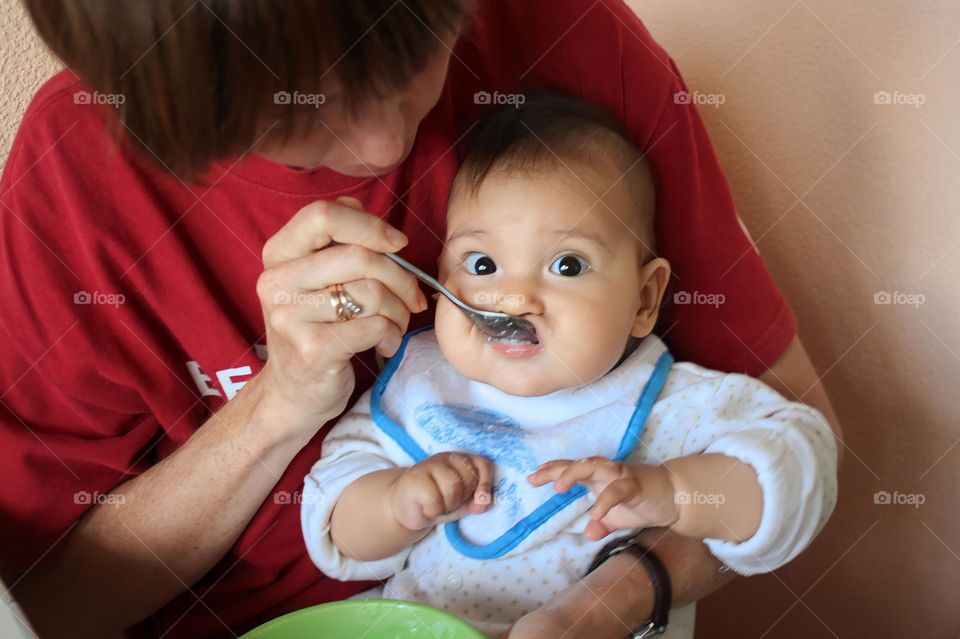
left=549, top=331, right=624, bottom=387
left=434, top=300, right=476, bottom=366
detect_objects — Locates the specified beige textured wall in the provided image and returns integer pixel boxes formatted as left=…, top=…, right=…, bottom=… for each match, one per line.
left=0, top=0, right=58, bottom=166
left=2, top=1, right=958, bottom=638
left=625, top=0, right=960, bottom=636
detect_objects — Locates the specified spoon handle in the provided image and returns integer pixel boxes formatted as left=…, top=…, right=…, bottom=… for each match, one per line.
left=385, top=252, right=476, bottom=315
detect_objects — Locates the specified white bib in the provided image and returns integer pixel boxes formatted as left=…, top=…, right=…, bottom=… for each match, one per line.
left=369, top=327, right=673, bottom=559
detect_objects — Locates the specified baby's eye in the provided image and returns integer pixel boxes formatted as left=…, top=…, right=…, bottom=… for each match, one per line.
left=549, top=254, right=590, bottom=277
left=464, top=252, right=497, bottom=275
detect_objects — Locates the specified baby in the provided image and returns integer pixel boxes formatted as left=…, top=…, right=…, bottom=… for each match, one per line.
left=301, top=94, right=837, bottom=637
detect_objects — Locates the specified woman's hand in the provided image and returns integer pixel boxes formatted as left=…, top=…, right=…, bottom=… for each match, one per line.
left=253, top=196, right=428, bottom=441
left=529, top=458, right=679, bottom=540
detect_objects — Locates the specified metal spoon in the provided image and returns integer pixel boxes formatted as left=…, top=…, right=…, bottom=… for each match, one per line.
left=386, top=253, right=538, bottom=343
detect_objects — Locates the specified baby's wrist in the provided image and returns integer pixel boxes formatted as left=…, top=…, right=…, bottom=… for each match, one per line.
left=387, top=473, right=435, bottom=533
left=385, top=475, right=415, bottom=531
left=657, top=463, right=684, bottom=530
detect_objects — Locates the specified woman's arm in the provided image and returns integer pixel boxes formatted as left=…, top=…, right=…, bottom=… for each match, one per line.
left=13, top=377, right=309, bottom=638
left=10, top=200, right=425, bottom=639
left=508, top=527, right=732, bottom=638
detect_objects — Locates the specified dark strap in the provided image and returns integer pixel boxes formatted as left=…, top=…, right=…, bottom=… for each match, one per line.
left=587, top=535, right=672, bottom=638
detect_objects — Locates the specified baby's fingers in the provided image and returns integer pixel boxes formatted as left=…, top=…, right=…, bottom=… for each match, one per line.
left=584, top=519, right=613, bottom=541
left=552, top=457, right=612, bottom=493
left=589, top=478, right=636, bottom=524
left=469, top=456, right=494, bottom=514
left=527, top=459, right=575, bottom=486
left=430, top=462, right=467, bottom=513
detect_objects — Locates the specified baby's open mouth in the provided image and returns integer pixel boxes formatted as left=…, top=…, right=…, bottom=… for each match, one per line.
left=477, top=322, right=539, bottom=345
left=482, top=328, right=543, bottom=359
left=485, top=334, right=539, bottom=345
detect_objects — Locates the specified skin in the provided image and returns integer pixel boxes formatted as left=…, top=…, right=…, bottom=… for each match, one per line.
left=331, top=453, right=493, bottom=561
left=11, top=24, right=845, bottom=639
left=330, top=166, right=764, bottom=571
left=435, top=170, right=658, bottom=397
left=255, top=32, right=457, bottom=175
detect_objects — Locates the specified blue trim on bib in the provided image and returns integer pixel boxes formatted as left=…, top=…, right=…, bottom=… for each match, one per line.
left=369, top=327, right=674, bottom=560
left=370, top=325, right=435, bottom=464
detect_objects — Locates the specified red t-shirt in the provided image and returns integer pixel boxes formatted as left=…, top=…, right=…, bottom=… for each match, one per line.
left=0, top=1, right=795, bottom=636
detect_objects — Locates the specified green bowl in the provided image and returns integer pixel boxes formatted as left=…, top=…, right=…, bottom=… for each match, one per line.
left=239, top=599, right=485, bottom=639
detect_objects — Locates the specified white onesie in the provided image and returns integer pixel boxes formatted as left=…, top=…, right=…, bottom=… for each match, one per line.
left=301, top=327, right=837, bottom=637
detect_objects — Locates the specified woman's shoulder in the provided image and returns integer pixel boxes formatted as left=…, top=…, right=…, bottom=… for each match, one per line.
left=7, top=70, right=117, bottom=175
left=2, top=70, right=193, bottom=271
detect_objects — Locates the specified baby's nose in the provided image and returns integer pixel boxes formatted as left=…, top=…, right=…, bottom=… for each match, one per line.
left=489, top=281, right=544, bottom=317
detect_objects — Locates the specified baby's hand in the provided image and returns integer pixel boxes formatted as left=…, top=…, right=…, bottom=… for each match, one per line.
left=528, top=457, right=679, bottom=540
left=391, top=452, right=493, bottom=532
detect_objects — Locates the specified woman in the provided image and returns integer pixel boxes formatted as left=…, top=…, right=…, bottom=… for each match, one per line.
left=0, top=1, right=840, bottom=637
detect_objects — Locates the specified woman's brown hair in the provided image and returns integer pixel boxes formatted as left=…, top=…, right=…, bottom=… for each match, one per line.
left=22, top=0, right=468, bottom=179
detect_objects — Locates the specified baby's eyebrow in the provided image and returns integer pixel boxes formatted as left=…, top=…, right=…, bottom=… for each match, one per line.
left=446, top=228, right=487, bottom=243
left=549, top=229, right=613, bottom=254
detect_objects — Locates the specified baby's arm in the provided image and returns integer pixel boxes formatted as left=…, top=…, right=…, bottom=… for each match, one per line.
left=679, top=377, right=838, bottom=575
left=302, top=390, right=493, bottom=576
left=301, top=390, right=407, bottom=580
left=662, top=452, right=763, bottom=541
left=531, top=371, right=837, bottom=575
left=330, top=451, right=493, bottom=561
left=528, top=452, right=760, bottom=542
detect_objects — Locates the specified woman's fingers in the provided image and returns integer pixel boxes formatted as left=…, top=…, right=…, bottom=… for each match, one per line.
left=279, top=314, right=405, bottom=366
left=328, top=314, right=407, bottom=359
left=268, top=278, right=412, bottom=334
left=262, top=199, right=408, bottom=268
left=261, top=244, right=425, bottom=314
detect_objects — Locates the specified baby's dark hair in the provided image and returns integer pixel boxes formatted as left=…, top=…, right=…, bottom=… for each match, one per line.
left=454, top=93, right=656, bottom=255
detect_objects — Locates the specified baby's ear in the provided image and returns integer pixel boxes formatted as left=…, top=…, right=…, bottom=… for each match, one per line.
left=631, top=258, right=671, bottom=338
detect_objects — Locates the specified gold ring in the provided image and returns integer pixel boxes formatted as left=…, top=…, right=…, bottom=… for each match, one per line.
left=330, top=283, right=362, bottom=321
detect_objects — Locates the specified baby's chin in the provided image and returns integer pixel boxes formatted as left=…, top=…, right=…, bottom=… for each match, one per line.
left=457, top=365, right=565, bottom=397
left=477, top=370, right=561, bottom=397
left=440, top=341, right=578, bottom=397
left=436, top=320, right=617, bottom=397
